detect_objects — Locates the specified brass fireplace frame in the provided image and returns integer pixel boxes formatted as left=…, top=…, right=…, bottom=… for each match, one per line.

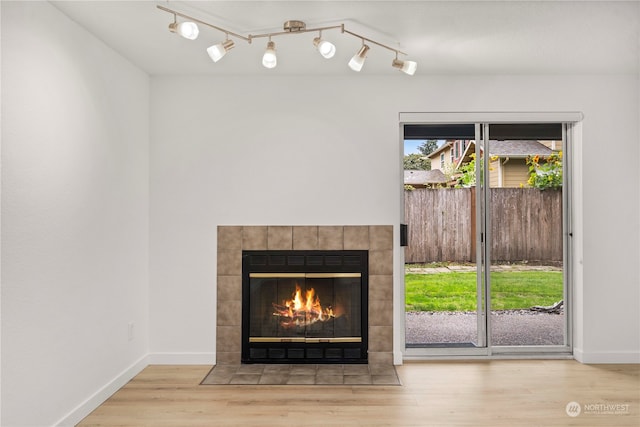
left=242, top=249, right=368, bottom=363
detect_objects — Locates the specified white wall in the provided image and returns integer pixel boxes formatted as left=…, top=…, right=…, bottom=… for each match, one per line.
left=1, top=2, right=149, bottom=426
left=149, top=76, right=402, bottom=362
left=150, top=74, right=639, bottom=364
left=0, top=3, right=3, bottom=423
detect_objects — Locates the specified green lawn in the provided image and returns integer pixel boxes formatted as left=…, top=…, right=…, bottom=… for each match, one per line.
left=405, top=271, right=563, bottom=312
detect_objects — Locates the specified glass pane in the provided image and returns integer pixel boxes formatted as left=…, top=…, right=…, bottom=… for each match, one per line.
left=249, top=277, right=361, bottom=339
left=404, top=138, right=480, bottom=347
left=249, top=277, right=305, bottom=338
left=487, top=138, right=565, bottom=346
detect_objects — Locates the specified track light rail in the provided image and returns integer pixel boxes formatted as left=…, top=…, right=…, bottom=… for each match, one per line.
left=157, top=4, right=416, bottom=74
left=342, top=28, right=407, bottom=56
left=247, top=24, right=343, bottom=43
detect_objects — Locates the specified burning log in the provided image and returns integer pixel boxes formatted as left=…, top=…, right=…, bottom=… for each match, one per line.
left=272, top=284, right=336, bottom=327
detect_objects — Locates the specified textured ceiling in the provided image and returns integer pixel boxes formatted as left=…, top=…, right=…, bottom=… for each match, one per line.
left=51, top=1, right=639, bottom=76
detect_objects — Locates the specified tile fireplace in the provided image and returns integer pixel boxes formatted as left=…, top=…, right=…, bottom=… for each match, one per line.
left=216, top=225, right=393, bottom=366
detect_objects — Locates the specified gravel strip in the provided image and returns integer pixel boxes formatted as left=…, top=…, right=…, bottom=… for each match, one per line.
left=406, top=311, right=565, bottom=346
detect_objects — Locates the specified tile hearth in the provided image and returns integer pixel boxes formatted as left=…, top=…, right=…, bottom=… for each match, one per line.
left=201, top=363, right=400, bottom=386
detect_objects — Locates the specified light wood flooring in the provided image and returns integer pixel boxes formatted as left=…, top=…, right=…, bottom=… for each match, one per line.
left=79, top=360, right=639, bottom=426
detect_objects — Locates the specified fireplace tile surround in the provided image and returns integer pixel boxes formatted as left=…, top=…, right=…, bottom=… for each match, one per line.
left=216, top=225, right=394, bottom=365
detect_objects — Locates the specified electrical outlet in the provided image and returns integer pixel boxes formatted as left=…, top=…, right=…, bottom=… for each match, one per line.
left=128, top=322, right=134, bottom=341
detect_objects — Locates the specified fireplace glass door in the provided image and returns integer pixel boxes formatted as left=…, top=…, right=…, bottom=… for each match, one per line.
left=242, top=250, right=368, bottom=363
left=249, top=273, right=362, bottom=342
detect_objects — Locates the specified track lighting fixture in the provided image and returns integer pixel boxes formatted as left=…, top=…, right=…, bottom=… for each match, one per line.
left=262, top=40, right=277, bottom=69
left=392, top=58, right=417, bottom=76
left=207, top=38, right=235, bottom=62
left=313, top=34, right=336, bottom=59
left=168, top=15, right=199, bottom=40
left=158, top=5, right=417, bottom=75
left=348, top=44, right=370, bottom=72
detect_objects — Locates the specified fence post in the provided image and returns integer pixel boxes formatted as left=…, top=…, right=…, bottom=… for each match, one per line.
left=470, top=187, right=476, bottom=263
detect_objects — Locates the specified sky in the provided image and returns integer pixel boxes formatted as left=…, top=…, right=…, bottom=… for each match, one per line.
left=404, top=140, right=424, bottom=155
left=404, top=140, right=445, bottom=156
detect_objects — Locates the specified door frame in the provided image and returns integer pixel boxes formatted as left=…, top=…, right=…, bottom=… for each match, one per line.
left=399, top=112, right=582, bottom=360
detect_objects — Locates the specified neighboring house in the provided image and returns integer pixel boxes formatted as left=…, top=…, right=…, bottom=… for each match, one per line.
left=426, top=140, right=469, bottom=173
left=455, top=140, right=555, bottom=188
left=404, top=169, right=448, bottom=188
left=489, top=140, right=555, bottom=188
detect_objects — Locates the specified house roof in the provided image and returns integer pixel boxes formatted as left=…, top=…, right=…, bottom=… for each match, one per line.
left=424, top=140, right=553, bottom=162
left=404, top=169, right=448, bottom=185
left=426, top=141, right=453, bottom=159
left=488, top=140, right=554, bottom=158
left=455, top=140, right=555, bottom=170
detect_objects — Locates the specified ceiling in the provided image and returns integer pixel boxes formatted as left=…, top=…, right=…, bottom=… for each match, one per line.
left=50, top=0, right=639, bottom=76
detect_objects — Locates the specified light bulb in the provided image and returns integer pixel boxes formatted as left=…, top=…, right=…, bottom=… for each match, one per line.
left=207, top=39, right=235, bottom=63
left=177, top=22, right=199, bottom=40
left=348, top=45, right=369, bottom=72
left=392, top=58, right=418, bottom=76
left=313, top=37, right=336, bottom=59
left=262, top=41, right=277, bottom=69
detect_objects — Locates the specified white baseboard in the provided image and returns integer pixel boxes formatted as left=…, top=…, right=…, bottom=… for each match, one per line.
left=53, top=352, right=216, bottom=426
left=393, top=350, right=404, bottom=365
left=148, top=352, right=216, bottom=365
left=54, top=354, right=149, bottom=427
left=574, top=348, right=640, bottom=364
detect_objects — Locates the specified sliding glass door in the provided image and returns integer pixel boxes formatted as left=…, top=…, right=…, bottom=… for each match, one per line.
left=403, top=124, right=485, bottom=354
left=401, top=113, right=576, bottom=357
left=484, top=123, right=568, bottom=352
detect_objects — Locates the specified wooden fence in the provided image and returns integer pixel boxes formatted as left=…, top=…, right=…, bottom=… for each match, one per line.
left=404, top=188, right=563, bottom=264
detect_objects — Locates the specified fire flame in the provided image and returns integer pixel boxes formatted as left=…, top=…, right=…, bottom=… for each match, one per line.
left=272, top=284, right=335, bottom=327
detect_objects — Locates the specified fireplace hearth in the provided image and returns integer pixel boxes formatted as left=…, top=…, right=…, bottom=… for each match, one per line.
left=242, top=250, right=368, bottom=363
